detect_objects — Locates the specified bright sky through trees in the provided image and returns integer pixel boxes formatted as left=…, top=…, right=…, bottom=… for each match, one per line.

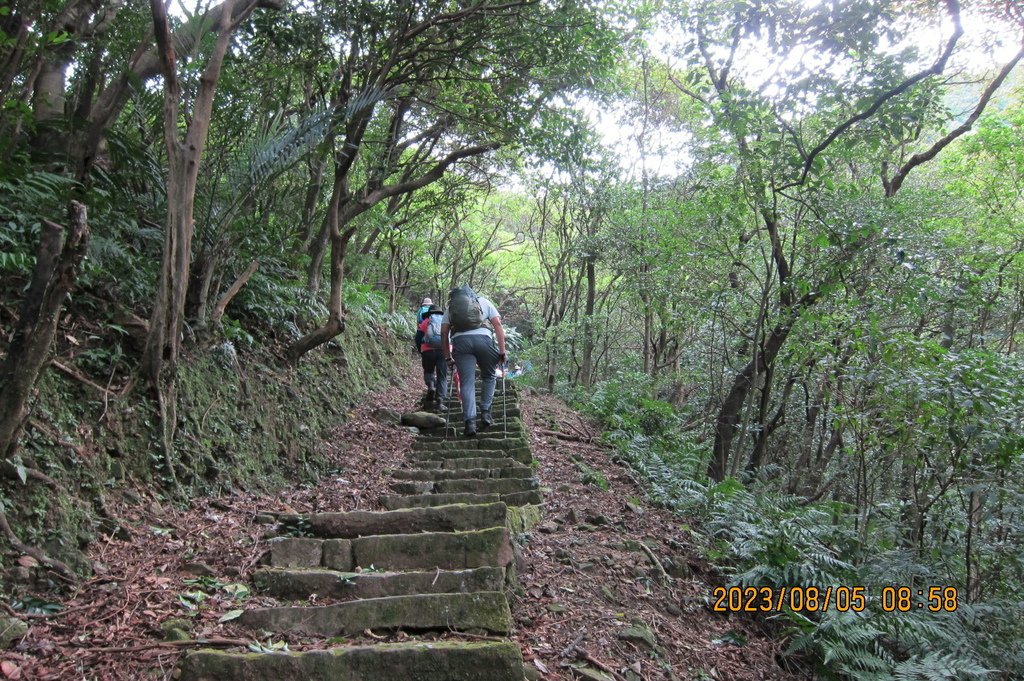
left=584, top=1, right=1022, bottom=180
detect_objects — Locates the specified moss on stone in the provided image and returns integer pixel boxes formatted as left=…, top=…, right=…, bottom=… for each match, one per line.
left=180, top=641, right=524, bottom=681
left=506, top=504, right=543, bottom=535
left=238, top=592, right=513, bottom=637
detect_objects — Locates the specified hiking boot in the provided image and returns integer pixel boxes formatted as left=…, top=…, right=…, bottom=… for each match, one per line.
left=435, top=400, right=448, bottom=412
left=479, top=410, right=495, bottom=429
left=463, top=420, right=477, bottom=437
left=426, top=389, right=435, bottom=402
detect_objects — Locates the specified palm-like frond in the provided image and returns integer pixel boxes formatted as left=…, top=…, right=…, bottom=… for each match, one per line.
left=212, top=86, right=392, bottom=229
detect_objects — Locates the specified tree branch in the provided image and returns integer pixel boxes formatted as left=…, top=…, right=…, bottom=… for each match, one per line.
left=884, top=40, right=1024, bottom=196
left=340, top=142, right=501, bottom=226
left=210, top=260, right=258, bottom=327
left=784, top=0, right=964, bottom=189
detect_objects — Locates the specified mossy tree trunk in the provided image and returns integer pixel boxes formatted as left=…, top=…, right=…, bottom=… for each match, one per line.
left=0, top=202, right=88, bottom=459
left=141, top=0, right=276, bottom=483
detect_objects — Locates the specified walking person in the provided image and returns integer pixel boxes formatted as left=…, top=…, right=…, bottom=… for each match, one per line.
left=416, top=297, right=433, bottom=323
left=417, top=304, right=448, bottom=411
left=441, top=286, right=506, bottom=437
left=412, top=297, right=433, bottom=354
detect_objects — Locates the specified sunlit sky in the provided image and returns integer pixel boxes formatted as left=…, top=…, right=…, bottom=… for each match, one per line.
left=586, top=3, right=1023, bottom=180
left=164, top=0, right=1021, bottom=184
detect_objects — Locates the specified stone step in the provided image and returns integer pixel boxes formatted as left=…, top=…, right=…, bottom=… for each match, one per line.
left=265, top=537, right=354, bottom=571
left=412, top=436, right=528, bottom=451
left=416, top=429, right=528, bottom=442
left=381, top=493, right=500, bottom=509
left=437, top=422, right=524, bottom=433
left=392, top=466, right=533, bottom=481
left=273, top=502, right=507, bottom=538
left=442, top=387, right=516, bottom=396
left=238, top=591, right=512, bottom=637
left=179, top=639, right=524, bottom=675
left=412, top=448, right=532, bottom=465
left=433, top=399, right=518, bottom=408
left=391, top=478, right=538, bottom=496
left=438, top=402, right=518, bottom=411
left=411, top=446, right=528, bottom=457
left=434, top=413, right=524, bottom=425
left=434, top=396, right=518, bottom=403
left=356, top=526, right=513, bottom=570
left=253, top=566, right=505, bottom=600
left=267, top=527, right=512, bottom=571
left=441, top=405, right=522, bottom=418
left=414, top=456, right=528, bottom=470
left=444, top=387, right=516, bottom=396
left=498, top=490, right=544, bottom=506
left=180, top=640, right=525, bottom=681
left=382, top=490, right=542, bottom=510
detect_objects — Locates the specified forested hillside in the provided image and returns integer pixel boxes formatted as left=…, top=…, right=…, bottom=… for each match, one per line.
left=1, top=0, right=1023, bottom=678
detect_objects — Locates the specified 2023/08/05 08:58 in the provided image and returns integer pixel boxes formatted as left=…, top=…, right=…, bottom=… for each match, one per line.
left=711, top=585, right=959, bottom=613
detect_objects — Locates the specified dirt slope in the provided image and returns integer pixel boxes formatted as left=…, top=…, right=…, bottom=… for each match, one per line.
left=0, top=368, right=806, bottom=680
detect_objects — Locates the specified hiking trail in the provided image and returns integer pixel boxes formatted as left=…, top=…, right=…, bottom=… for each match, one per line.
left=177, top=379, right=542, bottom=680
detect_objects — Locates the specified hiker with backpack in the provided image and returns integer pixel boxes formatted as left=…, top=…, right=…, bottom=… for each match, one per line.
left=412, top=297, right=433, bottom=353
left=440, top=286, right=507, bottom=437
left=416, top=304, right=448, bottom=411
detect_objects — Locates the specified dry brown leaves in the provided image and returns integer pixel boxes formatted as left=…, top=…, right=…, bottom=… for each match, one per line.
left=0, top=366, right=804, bottom=681
left=513, top=390, right=805, bottom=681
left=0, top=374, right=420, bottom=681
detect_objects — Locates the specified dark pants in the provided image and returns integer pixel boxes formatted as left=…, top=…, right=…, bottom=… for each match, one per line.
left=420, top=348, right=448, bottom=399
left=452, top=334, right=498, bottom=421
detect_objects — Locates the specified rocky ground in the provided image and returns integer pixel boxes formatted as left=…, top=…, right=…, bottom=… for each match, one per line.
left=0, top=366, right=808, bottom=680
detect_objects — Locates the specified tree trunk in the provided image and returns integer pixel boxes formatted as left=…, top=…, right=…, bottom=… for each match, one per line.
left=642, top=291, right=653, bottom=375
left=580, top=258, right=596, bottom=387
left=298, top=157, right=325, bottom=246
left=291, top=169, right=347, bottom=360
left=141, top=0, right=259, bottom=485
left=185, top=247, right=218, bottom=327
left=306, top=213, right=331, bottom=292
left=0, top=202, right=89, bottom=459
left=709, top=321, right=793, bottom=482
left=290, top=227, right=349, bottom=361
left=291, top=141, right=500, bottom=361
left=546, top=338, right=557, bottom=393
left=746, top=362, right=775, bottom=473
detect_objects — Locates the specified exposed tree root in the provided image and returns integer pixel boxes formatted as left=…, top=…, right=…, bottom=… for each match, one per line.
left=639, top=542, right=671, bottom=586
left=0, top=457, right=60, bottom=488
left=539, top=428, right=592, bottom=443
left=50, top=359, right=112, bottom=396
left=0, top=510, right=78, bottom=583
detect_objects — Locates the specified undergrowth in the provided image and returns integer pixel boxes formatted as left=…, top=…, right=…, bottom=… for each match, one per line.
left=574, top=371, right=1023, bottom=680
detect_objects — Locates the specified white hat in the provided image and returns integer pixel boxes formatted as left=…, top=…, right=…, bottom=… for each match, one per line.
left=421, top=297, right=432, bottom=305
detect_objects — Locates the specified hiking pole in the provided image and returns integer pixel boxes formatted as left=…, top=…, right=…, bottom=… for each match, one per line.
left=501, top=359, right=508, bottom=440
left=445, top=364, right=458, bottom=441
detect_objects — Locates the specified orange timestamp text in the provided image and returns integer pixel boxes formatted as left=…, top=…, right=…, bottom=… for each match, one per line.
left=711, top=585, right=959, bottom=613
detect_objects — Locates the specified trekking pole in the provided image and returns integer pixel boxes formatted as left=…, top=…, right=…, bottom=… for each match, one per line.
left=445, top=365, right=458, bottom=440
left=502, top=359, right=508, bottom=440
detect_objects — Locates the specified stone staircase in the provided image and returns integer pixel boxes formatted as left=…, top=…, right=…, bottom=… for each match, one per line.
left=178, top=380, right=541, bottom=680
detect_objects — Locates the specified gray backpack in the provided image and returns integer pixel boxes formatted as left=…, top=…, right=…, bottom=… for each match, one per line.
left=447, top=286, right=485, bottom=332
left=424, top=314, right=443, bottom=348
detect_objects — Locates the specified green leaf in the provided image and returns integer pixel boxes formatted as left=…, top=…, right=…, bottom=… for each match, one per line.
left=222, top=583, right=250, bottom=599
left=218, top=609, right=244, bottom=622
